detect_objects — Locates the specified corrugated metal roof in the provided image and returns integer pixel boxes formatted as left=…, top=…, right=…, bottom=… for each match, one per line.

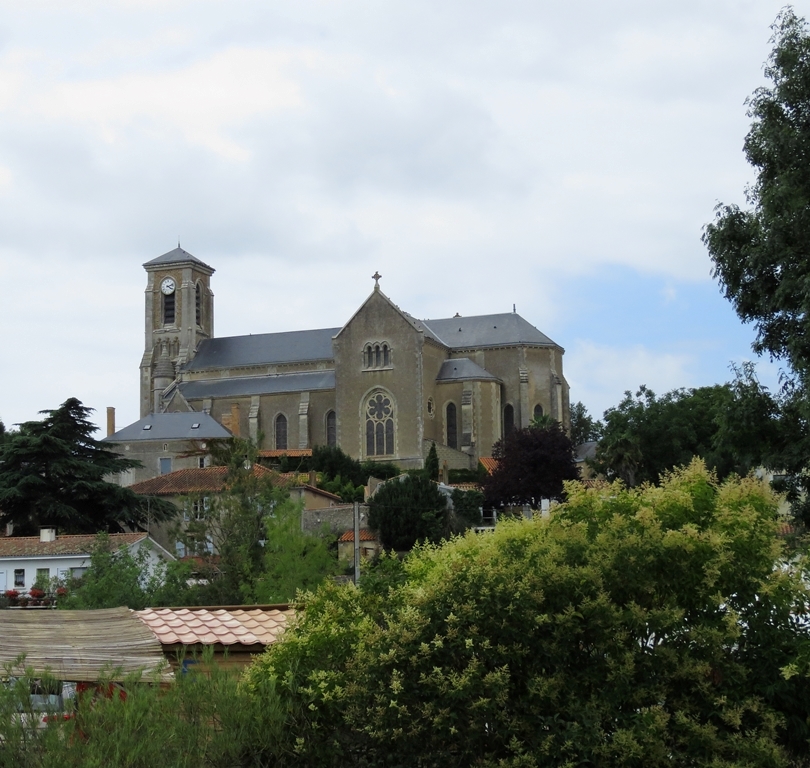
left=134, top=607, right=293, bottom=647
left=423, top=313, right=558, bottom=350
left=436, top=357, right=500, bottom=382
left=184, top=327, right=339, bottom=371
left=105, top=412, right=232, bottom=443
left=179, top=370, right=335, bottom=400
left=0, top=608, right=171, bottom=682
left=143, top=247, right=214, bottom=272
left=0, top=533, right=146, bottom=558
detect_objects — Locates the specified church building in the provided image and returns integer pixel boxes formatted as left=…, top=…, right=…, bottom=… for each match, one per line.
left=114, top=246, right=569, bottom=476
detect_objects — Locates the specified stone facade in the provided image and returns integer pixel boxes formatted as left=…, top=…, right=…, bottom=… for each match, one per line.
left=132, top=247, right=570, bottom=473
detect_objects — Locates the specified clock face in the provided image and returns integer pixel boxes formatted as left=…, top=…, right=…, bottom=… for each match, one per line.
left=160, top=277, right=176, bottom=295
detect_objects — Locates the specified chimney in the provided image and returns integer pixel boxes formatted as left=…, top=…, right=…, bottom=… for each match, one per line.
left=107, top=407, right=116, bottom=437
left=308, top=469, right=317, bottom=487
left=40, top=528, right=56, bottom=543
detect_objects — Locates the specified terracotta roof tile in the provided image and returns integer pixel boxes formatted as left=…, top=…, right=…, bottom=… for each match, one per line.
left=130, top=464, right=278, bottom=496
left=479, top=457, right=499, bottom=475
left=134, top=607, right=294, bottom=647
left=338, top=528, right=378, bottom=543
left=0, top=533, right=146, bottom=558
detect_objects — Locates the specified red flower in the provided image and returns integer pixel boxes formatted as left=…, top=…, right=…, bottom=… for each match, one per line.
left=29, top=588, right=46, bottom=599
left=4, top=590, right=19, bottom=599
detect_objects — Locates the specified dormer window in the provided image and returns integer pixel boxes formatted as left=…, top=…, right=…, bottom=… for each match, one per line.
left=363, top=342, right=392, bottom=370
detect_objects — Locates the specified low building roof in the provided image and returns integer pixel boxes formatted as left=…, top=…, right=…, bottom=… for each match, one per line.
left=179, top=370, right=335, bottom=400
left=134, top=606, right=293, bottom=647
left=479, top=457, right=499, bottom=475
left=0, top=532, right=147, bottom=559
left=0, top=607, right=171, bottom=682
left=338, top=528, right=378, bottom=543
left=105, top=412, right=232, bottom=442
left=436, top=357, right=500, bottom=383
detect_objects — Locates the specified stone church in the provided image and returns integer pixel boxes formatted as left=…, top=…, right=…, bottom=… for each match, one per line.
left=119, top=246, right=569, bottom=474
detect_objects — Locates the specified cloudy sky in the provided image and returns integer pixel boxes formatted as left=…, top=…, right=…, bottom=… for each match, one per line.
left=0, top=0, right=802, bottom=434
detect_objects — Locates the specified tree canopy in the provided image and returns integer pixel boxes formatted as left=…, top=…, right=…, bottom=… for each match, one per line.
left=245, top=462, right=810, bottom=766
left=704, top=8, right=810, bottom=382
left=483, top=422, right=579, bottom=509
left=0, top=398, right=174, bottom=535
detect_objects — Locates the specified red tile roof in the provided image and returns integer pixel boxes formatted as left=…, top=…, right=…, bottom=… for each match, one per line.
left=130, top=465, right=281, bottom=495
left=0, top=533, right=146, bottom=558
left=338, top=528, right=378, bottom=543
left=134, top=607, right=294, bottom=647
left=479, top=457, right=499, bottom=475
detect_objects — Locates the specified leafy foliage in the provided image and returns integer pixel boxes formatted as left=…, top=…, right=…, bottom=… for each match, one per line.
left=424, top=442, right=439, bottom=480
left=569, top=400, right=603, bottom=445
left=368, top=474, right=448, bottom=550
left=246, top=462, right=810, bottom=767
left=704, top=8, right=810, bottom=382
left=60, top=533, right=194, bottom=609
left=0, top=398, right=175, bottom=535
left=483, top=422, right=579, bottom=509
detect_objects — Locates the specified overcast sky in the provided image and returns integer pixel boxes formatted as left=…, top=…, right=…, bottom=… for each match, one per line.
left=0, top=0, right=802, bottom=435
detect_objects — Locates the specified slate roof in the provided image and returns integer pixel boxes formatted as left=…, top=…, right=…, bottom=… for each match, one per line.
left=143, top=246, right=214, bottom=272
left=179, top=370, right=335, bottom=400
left=105, top=412, right=232, bottom=443
left=0, top=532, right=147, bottom=558
left=436, top=357, right=501, bottom=383
left=135, top=607, right=293, bottom=647
left=1, top=608, right=171, bottom=682
left=422, top=313, right=558, bottom=350
left=184, top=328, right=340, bottom=371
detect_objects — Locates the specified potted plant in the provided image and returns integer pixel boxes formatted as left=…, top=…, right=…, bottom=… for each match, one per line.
left=4, top=589, right=19, bottom=607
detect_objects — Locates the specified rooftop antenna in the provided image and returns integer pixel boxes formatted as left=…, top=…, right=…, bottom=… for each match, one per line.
left=513, top=303, right=516, bottom=313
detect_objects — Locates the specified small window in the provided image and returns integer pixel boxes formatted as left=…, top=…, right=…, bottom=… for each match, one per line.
left=275, top=414, right=288, bottom=450
left=363, top=341, right=392, bottom=369
left=383, top=344, right=390, bottom=367
left=198, top=456, right=206, bottom=468
left=534, top=404, right=543, bottom=420
left=195, top=282, right=202, bottom=326
left=142, top=424, right=152, bottom=431
left=36, top=568, right=50, bottom=584
left=175, top=541, right=187, bottom=558
left=191, top=423, right=200, bottom=429
left=70, top=567, right=88, bottom=579
left=326, top=411, right=337, bottom=447
left=14, top=569, right=25, bottom=588
left=159, top=457, right=172, bottom=475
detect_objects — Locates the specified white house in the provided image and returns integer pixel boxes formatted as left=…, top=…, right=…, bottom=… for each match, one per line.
left=0, top=529, right=174, bottom=592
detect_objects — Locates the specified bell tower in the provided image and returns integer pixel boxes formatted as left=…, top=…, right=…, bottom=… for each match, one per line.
left=140, top=246, right=215, bottom=416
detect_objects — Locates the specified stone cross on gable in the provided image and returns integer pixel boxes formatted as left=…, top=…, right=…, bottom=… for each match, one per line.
left=372, top=271, right=382, bottom=289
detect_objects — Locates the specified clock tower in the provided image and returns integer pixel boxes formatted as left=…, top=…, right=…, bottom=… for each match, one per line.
left=140, top=246, right=215, bottom=416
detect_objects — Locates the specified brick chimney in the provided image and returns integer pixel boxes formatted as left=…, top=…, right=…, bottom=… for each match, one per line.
left=107, top=407, right=116, bottom=437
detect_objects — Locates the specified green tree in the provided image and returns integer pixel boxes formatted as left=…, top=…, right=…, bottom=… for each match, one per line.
left=569, top=400, right=602, bottom=445
left=368, top=474, right=448, bottom=550
left=483, top=422, right=579, bottom=509
left=247, top=462, right=810, bottom=767
left=704, top=8, right=810, bottom=383
left=424, top=442, right=439, bottom=480
left=0, top=398, right=174, bottom=535
left=61, top=533, right=194, bottom=609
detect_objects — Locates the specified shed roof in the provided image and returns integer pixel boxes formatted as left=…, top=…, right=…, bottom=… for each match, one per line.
left=0, top=608, right=171, bottom=682
left=105, top=412, right=232, bottom=442
left=134, top=607, right=293, bottom=647
left=479, top=457, right=499, bottom=475
left=338, top=528, right=378, bottom=543
left=179, top=370, right=335, bottom=400
left=0, top=532, right=146, bottom=558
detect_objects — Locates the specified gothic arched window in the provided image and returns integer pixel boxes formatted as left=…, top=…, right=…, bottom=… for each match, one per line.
left=504, top=404, right=515, bottom=437
left=446, top=402, right=458, bottom=449
left=363, top=342, right=392, bottom=369
left=326, top=410, right=337, bottom=447
left=275, top=414, right=288, bottom=450
left=195, top=282, right=203, bottom=326
left=534, top=404, right=543, bottom=421
left=365, top=392, right=394, bottom=456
